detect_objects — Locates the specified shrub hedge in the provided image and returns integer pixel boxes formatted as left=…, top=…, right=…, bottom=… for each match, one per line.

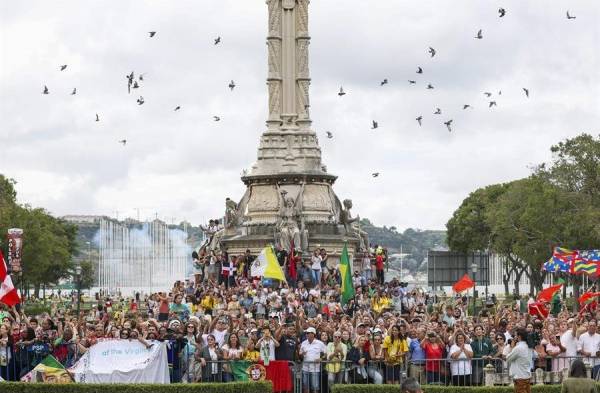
left=0, top=382, right=272, bottom=393
left=332, top=384, right=600, bottom=393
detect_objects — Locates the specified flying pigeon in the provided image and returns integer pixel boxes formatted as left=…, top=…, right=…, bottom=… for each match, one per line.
left=416, top=116, right=423, bottom=126
left=371, top=120, right=378, bottom=130
left=523, top=88, right=529, bottom=97
left=463, top=104, right=471, bottom=110
left=408, top=80, right=416, bottom=84
left=95, top=113, right=100, bottom=122
left=434, top=108, right=442, bottom=115
left=489, top=101, right=497, bottom=108
left=174, top=106, right=181, bottom=111
left=132, top=81, right=139, bottom=89
left=566, top=11, right=576, bottom=19
left=428, top=47, right=436, bottom=57
left=498, top=90, right=502, bottom=95
left=475, top=29, right=483, bottom=39
left=137, top=96, right=145, bottom=105
left=149, top=31, right=156, bottom=37
left=119, top=139, right=127, bottom=146
left=139, top=73, right=145, bottom=81
left=484, top=92, right=492, bottom=97
left=416, top=66, right=423, bottom=74
left=71, top=88, right=77, bottom=95
left=444, top=120, right=453, bottom=132
left=499, top=8, right=506, bottom=17
left=427, top=84, right=434, bottom=89
left=126, top=72, right=134, bottom=93
left=380, top=79, right=388, bottom=86
left=228, top=80, right=236, bottom=91
left=60, top=65, right=68, bottom=71
left=372, top=173, right=380, bottom=178
left=214, top=36, right=221, bottom=45
left=43, top=85, right=49, bottom=94
left=326, top=131, right=333, bottom=139
left=213, top=116, right=221, bottom=121
left=338, top=86, right=346, bottom=96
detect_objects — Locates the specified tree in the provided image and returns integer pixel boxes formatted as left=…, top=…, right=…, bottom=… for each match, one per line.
left=78, top=260, right=95, bottom=290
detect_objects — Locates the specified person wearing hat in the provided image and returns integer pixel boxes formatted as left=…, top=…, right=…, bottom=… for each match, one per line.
left=300, top=327, right=326, bottom=393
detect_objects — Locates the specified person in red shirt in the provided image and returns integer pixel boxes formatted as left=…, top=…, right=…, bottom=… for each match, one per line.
left=375, top=253, right=385, bottom=285
left=421, top=332, right=445, bottom=384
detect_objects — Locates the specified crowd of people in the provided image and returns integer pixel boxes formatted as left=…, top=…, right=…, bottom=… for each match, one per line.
left=1, top=244, right=599, bottom=393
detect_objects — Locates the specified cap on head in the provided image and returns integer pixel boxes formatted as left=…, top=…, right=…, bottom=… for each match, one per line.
left=306, top=327, right=317, bottom=334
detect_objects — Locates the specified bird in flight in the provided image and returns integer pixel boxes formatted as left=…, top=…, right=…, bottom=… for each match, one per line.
left=484, top=92, right=492, bottom=97
left=174, top=106, right=181, bottom=111
left=475, top=29, right=483, bottom=39
left=137, top=96, right=145, bottom=105
left=408, top=80, right=416, bottom=84
left=213, top=116, right=221, bottom=122
left=139, top=73, right=146, bottom=81
left=416, top=66, right=423, bottom=74
left=371, top=120, right=379, bottom=130
left=42, top=85, right=49, bottom=94
left=71, top=88, right=77, bottom=95
left=372, top=172, right=380, bottom=178
left=229, top=80, right=236, bottom=91
left=427, top=84, right=434, bottom=89
left=428, top=47, right=436, bottom=57
left=326, top=131, right=333, bottom=139
left=149, top=31, right=156, bottom=37
left=214, top=36, right=221, bottom=45
left=566, top=11, right=576, bottom=19
left=498, top=90, right=502, bottom=95
left=489, top=101, right=497, bottom=108
left=338, top=86, right=346, bottom=96
left=498, top=8, right=506, bottom=17
left=416, top=116, right=423, bottom=126
left=444, top=120, right=453, bottom=132
left=380, top=79, right=388, bottom=86
left=126, top=72, right=134, bottom=93
left=434, top=108, right=442, bottom=115
left=132, top=81, right=139, bottom=89
left=463, top=104, right=471, bottom=110
left=523, top=88, right=530, bottom=98
left=60, top=65, right=68, bottom=71
left=119, top=139, right=127, bottom=146
left=95, top=113, right=100, bottom=122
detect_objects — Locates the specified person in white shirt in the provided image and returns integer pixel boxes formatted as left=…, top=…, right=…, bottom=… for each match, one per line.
left=577, top=319, right=600, bottom=377
left=560, top=319, right=579, bottom=371
left=506, top=329, right=532, bottom=393
left=362, top=253, right=372, bottom=283
left=449, top=332, right=473, bottom=386
left=300, top=327, right=326, bottom=393
left=310, top=250, right=322, bottom=287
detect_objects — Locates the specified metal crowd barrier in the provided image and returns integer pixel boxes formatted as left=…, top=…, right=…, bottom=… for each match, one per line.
left=1, top=344, right=596, bottom=389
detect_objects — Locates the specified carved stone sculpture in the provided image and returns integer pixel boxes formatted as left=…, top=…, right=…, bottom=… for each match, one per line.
left=225, top=197, right=239, bottom=228
left=340, top=199, right=369, bottom=250
left=296, top=0, right=309, bottom=34
left=268, top=39, right=281, bottom=75
left=276, top=183, right=305, bottom=251
left=296, top=80, right=310, bottom=119
left=269, top=80, right=281, bottom=117
left=267, top=0, right=282, bottom=36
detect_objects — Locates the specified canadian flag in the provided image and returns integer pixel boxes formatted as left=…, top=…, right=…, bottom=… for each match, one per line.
left=0, top=249, right=20, bottom=306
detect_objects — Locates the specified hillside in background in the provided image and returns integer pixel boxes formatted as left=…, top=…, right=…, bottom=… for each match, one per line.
left=361, top=218, right=447, bottom=272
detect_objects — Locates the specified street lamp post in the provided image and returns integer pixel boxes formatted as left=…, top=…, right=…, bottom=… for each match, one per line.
left=75, top=264, right=82, bottom=318
left=471, top=262, right=478, bottom=316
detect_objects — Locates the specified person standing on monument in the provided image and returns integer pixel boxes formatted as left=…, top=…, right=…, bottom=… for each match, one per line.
left=311, top=249, right=322, bottom=287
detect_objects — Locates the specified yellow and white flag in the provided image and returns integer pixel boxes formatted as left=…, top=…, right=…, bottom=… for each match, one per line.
left=251, top=246, right=286, bottom=281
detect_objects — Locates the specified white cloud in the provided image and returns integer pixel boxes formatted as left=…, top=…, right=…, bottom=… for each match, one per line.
left=1, top=0, right=598, bottom=231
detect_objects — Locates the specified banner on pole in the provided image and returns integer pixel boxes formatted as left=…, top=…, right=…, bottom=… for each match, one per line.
left=7, top=228, right=23, bottom=273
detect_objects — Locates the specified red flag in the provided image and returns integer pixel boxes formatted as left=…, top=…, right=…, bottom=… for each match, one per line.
left=579, top=292, right=600, bottom=305
left=452, top=274, right=475, bottom=293
left=528, top=301, right=549, bottom=319
left=536, top=284, right=562, bottom=303
left=0, top=250, right=20, bottom=306
left=264, top=360, right=292, bottom=392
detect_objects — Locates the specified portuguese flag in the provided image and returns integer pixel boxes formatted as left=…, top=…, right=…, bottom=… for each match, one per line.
left=340, top=243, right=355, bottom=305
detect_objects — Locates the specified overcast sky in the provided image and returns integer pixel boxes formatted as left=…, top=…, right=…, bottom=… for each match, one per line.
left=1, top=0, right=598, bottom=231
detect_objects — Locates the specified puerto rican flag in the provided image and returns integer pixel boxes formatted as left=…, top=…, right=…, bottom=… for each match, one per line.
left=0, top=249, right=20, bottom=306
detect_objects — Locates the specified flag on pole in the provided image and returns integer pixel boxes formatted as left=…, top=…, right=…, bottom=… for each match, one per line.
left=251, top=246, right=286, bottom=281
left=452, top=274, right=475, bottom=293
left=0, top=249, right=20, bottom=306
left=536, top=284, right=562, bottom=303
left=528, top=301, right=549, bottom=319
left=339, top=243, right=355, bottom=305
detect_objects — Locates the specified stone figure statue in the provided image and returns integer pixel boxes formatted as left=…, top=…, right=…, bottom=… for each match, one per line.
left=340, top=199, right=369, bottom=251
left=276, top=183, right=306, bottom=251
left=225, top=197, right=239, bottom=228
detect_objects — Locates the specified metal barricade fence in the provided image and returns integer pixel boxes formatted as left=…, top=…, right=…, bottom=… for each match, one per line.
left=0, top=345, right=596, bottom=387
